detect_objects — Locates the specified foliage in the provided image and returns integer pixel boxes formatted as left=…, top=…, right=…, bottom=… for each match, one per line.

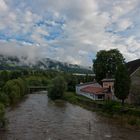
left=25, top=75, right=50, bottom=87
left=3, top=78, right=27, bottom=104
left=9, top=71, right=22, bottom=79
left=48, top=76, right=67, bottom=100
left=0, top=70, right=10, bottom=87
left=0, top=103, right=6, bottom=128
left=93, top=49, right=125, bottom=82
left=25, top=76, right=43, bottom=86
left=102, top=101, right=122, bottom=113
left=63, top=73, right=94, bottom=92
left=0, top=92, right=9, bottom=106
left=114, top=64, right=131, bottom=105
left=64, top=74, right=78, bottom=91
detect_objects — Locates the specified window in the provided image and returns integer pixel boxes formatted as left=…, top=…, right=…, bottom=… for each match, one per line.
left=90, top=94, right=93, bottom=97
left=98, top=95, right=104, bottom=99
left=103, top=83, right=108, bottom=87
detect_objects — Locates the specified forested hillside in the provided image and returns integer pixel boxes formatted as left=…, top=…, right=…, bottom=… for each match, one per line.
left=0, top=55, right=93, bottom=74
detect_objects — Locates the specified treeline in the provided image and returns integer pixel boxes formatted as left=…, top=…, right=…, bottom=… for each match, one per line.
left=3, top=78, right=27, bottom=104
left=0, top=78, right=27, bottom=128
left=48, top=73, right=94, bottom=100
left=0, top=70, right=94, bottom=128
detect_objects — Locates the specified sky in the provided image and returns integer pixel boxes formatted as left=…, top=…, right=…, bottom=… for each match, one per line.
left=0, top=0, right=140, bottom=66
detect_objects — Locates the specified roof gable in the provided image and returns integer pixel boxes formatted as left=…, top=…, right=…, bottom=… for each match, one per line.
left=126, top=59, right=140, bottom=75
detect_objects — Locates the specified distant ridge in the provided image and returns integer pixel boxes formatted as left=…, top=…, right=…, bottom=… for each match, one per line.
left=126, top=59, right=140, bottom=75
left=0, top=54, right=93, bottom=74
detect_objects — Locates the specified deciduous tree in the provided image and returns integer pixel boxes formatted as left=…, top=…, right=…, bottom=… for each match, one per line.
left=114, top=64, right=131, bottom=105
left=48, top=76, right=67, bottom=100
left=93, top=49, right=125, bottom=82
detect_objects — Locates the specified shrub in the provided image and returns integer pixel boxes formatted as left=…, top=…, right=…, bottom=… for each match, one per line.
left=13, top=78, right=27, bottom=96
left=3, top=78, right=27, bottom=104
left=0, top=92, right=9, bottom=106
left=128, top=118, right=137, bottom=125
left=26, top=76, right=43, bottom=86
left=48, top=76, right=67, bottom=100
left=102, top=101, right=121, bottom=113
left=0, top=103, right=6, bottom=128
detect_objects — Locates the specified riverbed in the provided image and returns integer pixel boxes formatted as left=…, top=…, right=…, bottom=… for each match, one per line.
left=0, top=92, right=140, bottom=140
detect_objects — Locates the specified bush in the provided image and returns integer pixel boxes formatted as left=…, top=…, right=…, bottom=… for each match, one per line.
left=128, top=118, right=137, bottom=125
left=13, top=78, right=27, bottom=96
left=25, top=76, right=43, bottom=86
left=3, top=78, right=27, bottom=104
left=0, top=92, right=9, bottom=106
left=102, top=101, right=121, bottom=113
left=48, top=76, right=67, bottom=100
left=0, top=103, right=6, bottom=128
left=4, top=83, right=20, bottom=104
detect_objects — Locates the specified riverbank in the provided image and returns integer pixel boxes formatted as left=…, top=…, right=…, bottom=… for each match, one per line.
left=2, top=93, right=140, bottom=140
left=63, top=92, right=140, bottom=128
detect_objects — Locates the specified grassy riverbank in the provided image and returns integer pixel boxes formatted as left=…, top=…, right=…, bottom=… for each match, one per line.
left=63, top=92, right=140, bottom=127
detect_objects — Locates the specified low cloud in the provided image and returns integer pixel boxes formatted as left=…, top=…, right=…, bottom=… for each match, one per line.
left=0, top=40, right=46, bottom=64
left=0, top=0, right=139, bottom=66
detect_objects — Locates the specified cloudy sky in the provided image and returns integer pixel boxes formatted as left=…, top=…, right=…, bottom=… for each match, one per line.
left=0, top=0, right=140, bottom=66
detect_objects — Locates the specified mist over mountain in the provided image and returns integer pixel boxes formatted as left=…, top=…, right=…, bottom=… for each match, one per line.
left=0, top=54, right=93, bottom=74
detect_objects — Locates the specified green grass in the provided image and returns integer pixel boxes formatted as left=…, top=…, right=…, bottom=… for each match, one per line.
left=64, top=92, right=140, bottom=127
left=63, top=92, right=97, bottom=111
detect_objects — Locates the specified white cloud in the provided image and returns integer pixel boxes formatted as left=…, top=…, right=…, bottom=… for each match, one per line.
left=0, top=39, right=46, bottom=64
left=116, top=19, right=133, bottom=31
left=111, top=0, right=138, bottom=21
left=0, top=0, right=140, bottom=66
left=0, top=0, right=8, bottom=12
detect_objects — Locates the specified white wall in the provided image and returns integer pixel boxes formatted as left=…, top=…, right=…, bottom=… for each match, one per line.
left=79, top=91, right=95, bottom=100
left=76, top=82, right=104, bottom=101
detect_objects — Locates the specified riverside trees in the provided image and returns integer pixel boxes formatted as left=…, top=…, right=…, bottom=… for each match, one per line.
left=114, top=64, right=131, bottom=105
left=93, top=49, right=125, bottom=82
left=48, top=76, right=67, bottom=100
left=3, top=78, right=27, bottom=104
left=0, top=77, right=28, bottom=128
left=93, top=49, right=131, bottom=105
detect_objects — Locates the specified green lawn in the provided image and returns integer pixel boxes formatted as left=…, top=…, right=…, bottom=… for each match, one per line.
left=63, top=92, right=140, bottom=126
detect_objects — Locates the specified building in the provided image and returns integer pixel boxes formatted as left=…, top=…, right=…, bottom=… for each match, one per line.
left=80, top=86, right=107, bottom=100
left=101, top=78, right=115, bottom=100
left=126, top=59, right=140, bottom=104
left=76, top=79, right=115, bottom=101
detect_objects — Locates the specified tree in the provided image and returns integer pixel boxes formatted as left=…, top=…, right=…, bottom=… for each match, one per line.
left=3, top=78, right=27, bottom=104
left=48, top=76, right=67, bottom=100
left=0, top=103, right=6, bottom=128
left=0, top=71, right=9, bottom=87
left=114, top=64, right=131, bottom=105
left=93, top=49, right=125, bottom=82
left=0, top=91, right=9, bottom=106
left=3, top=80, right=20, bottom=104
left=64, top=74, right=78, bottom=92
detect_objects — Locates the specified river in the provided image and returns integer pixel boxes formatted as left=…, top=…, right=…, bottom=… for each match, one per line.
left=0, top=92, right=140, bottom=140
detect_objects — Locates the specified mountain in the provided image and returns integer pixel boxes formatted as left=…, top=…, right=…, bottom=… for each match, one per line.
left=0, top=55, right=93, bottom=74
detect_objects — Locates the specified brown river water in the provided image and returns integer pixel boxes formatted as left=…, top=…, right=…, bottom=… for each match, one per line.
left=0, top=92, right=140, bottom=140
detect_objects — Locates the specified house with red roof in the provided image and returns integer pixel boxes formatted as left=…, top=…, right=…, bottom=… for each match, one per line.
left=76, top=79, right=115, bottom=100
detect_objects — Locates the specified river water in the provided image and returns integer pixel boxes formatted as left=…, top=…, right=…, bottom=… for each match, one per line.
left=0, top=92, right=140, bottom=140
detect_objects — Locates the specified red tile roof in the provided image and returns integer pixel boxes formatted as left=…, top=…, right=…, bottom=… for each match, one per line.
left=80, top=86, right=106, bottom=95
left=101, top=78, right=115, bottom=82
